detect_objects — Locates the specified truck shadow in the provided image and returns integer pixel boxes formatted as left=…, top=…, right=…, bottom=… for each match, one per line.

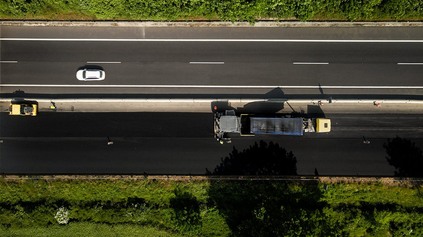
left=9, top=93, right=39, bottom=108
left=211, top=101, right=235, bottom=112
left=307, top=104, right=326, bottom=118
left=237, top=101, right=284, bottom=114
left=210, top=87, right=286, bottom=114
left=211, top=100, right=284, bottom=114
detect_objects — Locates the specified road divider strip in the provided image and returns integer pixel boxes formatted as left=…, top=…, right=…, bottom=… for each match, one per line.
left=3, top=38, right=423, bottom=43
left=2, top=84, right=423, bottom=89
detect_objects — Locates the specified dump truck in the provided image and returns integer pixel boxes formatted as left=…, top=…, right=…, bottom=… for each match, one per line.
left=214, top=110, right=330, bottom=143
left=9, top=102, right=37, bottom=116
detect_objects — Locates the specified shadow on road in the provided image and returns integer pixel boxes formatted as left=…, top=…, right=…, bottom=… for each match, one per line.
left=307, top=104, right=326, bottom=118
left=265, top=87, right=285, bottom=98
left=237, top=101, right=284, bottom=114
left=211, top=100, right=284, bottom=114
left=206, top=140, right=297, bottom=175
left=77, top=65, right=104, bottom=71
left=210, top=101, right=235, bottom=112
left=384, top=136, right=423, bottom=178
left=3, top=88, right=423, bottom=101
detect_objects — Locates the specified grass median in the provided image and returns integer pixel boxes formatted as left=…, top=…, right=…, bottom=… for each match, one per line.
left=0, top=177, right=422, bottom=236
left=1, top=0, right=423, bottom=21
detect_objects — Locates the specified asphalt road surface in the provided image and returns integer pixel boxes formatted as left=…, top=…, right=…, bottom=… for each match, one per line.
left=1, top=112, right=422, bottom=176
left=1, top=26, right=423, bottom=176
left=1, top=26, right=423, bottom=98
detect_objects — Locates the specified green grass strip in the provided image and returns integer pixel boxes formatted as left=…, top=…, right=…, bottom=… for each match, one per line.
left=0, top=178, right=422, bottom=236
left=0, top=223, right=187, bottom=237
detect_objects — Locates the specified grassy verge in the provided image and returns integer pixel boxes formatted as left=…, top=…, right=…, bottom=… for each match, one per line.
left=1, top=0, right=423, bottom=21
left=0, top=223, right=187, bottom=237
left=0, top=177, right=422, bottom=236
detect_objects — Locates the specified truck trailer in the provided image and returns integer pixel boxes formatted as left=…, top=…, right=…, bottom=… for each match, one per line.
left=214, top=110, right=330, bottom=143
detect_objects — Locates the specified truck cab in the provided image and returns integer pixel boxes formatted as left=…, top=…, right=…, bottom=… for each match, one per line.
left=9, top=103, right=38, bottom=116
left=315, top=118, right=331, bottom=133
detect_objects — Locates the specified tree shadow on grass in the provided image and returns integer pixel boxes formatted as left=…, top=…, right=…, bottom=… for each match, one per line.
left=170, top=187, right=202, bottom=230
left=207, top=140, right=323, bottom=236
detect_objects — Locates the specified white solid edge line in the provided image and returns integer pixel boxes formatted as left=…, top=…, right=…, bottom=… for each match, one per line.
left=1, top=84, right=423, bottom=89
left=189, top=62, right=224, bottom=64
left=0, top=61, right=18, bottom=63
left=87, top=61, right=121, bottom=64
left=2, top=38, right=423, bottom=43
left=397, top=62, right=423, bottom=65
left=293, top=62, right=329, bottom=65
left=1, top=98, right=423, bottom=105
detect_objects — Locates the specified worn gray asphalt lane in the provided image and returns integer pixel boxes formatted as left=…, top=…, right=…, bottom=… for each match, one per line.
left=2, top=26, right=423, bottom=97
left=2, top=41, right=423, bottom=86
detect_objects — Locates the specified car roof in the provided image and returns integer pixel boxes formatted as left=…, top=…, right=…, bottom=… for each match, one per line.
left=85, top=69, right=101, bottom=78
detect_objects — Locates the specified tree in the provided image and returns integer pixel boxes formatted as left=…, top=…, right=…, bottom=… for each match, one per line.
left=207, top=140, right=322, bottom=236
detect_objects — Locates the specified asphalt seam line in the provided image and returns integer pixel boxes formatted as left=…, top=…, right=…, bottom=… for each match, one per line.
left=1, top=84, right=423, bottom=89
left=2, top=98, right=423, bottom=104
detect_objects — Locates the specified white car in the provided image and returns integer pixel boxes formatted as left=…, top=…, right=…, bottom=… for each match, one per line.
left=76, top=69, right=105, bottom=81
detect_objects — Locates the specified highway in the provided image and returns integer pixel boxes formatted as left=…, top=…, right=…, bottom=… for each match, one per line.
left=1, top=26, right=423, bottom=98
left=1, top=112, right=422, bottom=175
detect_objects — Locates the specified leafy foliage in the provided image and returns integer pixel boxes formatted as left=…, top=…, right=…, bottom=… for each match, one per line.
left=208, top=180, right=323, bottom=236
left=208, top=140, right=318, bottom=236
left=2, top=0, right=423, bottom=21
left=0, top=179, right=223, bottom=236
left=170, top=187, right=202, bottom=231
left=0, top=177, right=422, bottom=236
